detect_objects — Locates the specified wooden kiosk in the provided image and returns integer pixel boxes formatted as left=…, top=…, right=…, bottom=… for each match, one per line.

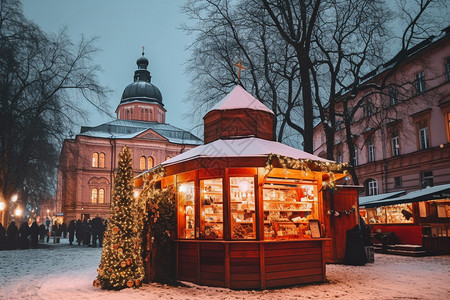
left=136, top=85, right=349, bottom=289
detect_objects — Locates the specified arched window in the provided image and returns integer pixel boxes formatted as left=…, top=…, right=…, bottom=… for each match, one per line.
left=141, top=108, right=144, bottom=120
left=99, top=153, right=105, bottom=168
left=99, top=188, right=105, bottom=204
left=147, top=157, right=154, bottom=169
left=145, top=109, right=149, bottom=121
left=91, top=188, right=98, bottom=203
left=139, top=156, right=146, bottom=170
left=126, top=110, right=130, bottom=119
left=92, top=153, right=99, bottom=168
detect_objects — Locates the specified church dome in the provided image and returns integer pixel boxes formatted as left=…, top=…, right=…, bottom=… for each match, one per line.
left=121, top=81, right=162, bottom=104
left=120, top=52, right=163, bottom=105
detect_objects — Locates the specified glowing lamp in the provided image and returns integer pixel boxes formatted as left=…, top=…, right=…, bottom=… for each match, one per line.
left=11, top=194, right=18, bottom=202
left=238, top=180, right=251, bottom=192
left=0, top=202, right=4, bottom=210
left=15, top=208, right=22, bottom=217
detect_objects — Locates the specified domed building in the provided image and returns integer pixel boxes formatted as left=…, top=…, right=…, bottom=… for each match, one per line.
left=55, top=52, right=202, bottom=223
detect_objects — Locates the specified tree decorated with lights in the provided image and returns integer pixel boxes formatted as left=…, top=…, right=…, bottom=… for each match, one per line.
left=94, top=146, right=145, bottom=290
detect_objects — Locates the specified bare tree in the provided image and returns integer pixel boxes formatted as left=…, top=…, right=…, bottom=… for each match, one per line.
left=0, top=0, right=108, bottom=223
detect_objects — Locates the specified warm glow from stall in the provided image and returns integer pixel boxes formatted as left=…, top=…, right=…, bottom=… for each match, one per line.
left=11, top=194, right=18, bottom=202
left=0, top=202, right=4, bottom=211
left=238, top=180, right=251, bottom=192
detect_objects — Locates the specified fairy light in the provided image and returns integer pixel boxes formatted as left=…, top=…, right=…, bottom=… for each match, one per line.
left=94, top=146, right=145, bottom=290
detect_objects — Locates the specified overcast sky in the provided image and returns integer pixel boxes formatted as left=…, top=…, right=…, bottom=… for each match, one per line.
left=22, top=0, right=196, bottom=132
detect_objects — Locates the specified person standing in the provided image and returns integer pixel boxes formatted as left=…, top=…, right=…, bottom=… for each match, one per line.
left=0, top=223, right=6, bottom=250
left=68, top=220, right=75, bottom=245
left=75, top=219, right=82, bottom=246
left=62, top=222, right=67, bottom=238
left=18, top=222, right=30, bottom=249
left=39, top=224, right=46, bottom=242
left=6, top=222, right=18, bottom=250
left=30, top=221, right=39, bottom=249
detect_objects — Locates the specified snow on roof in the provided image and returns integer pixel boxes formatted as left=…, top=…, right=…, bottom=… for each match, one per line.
left=208, top=85, right=274, bottom=115
left=162, top=137, right=331, bottom=166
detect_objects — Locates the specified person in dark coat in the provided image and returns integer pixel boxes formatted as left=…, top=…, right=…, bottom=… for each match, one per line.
left=62, top=222, right=67, bottom=238
left=6, top=222, right=18, bottom=250
left=82, top=219, right=91, bottom=246
left=39, top=224, right=46, bottom=242
left=75, top=219, right=82, bottom=246
left=18, top=222, right=30, bottom=249
left=68, top=220, right=75, bottom=245
left=90, top=217, right=103, bottom=247
left=30, top=221, right=39, bottom=249
left=0, top=222, right=6, bottom=250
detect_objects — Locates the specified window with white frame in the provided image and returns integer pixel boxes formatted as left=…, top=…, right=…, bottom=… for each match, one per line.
left=418, top=121, right=429, bottom=150
left=353, top=150, right=358, bottom=167
left=391, top=130, right=400, bottom=156
left=421, top=171, right=433, bottom=188
left=394, top=176, right=402, bottom=188
left=99, top=188, right=105, bottom=204
left=368, top=179, right=378, bottom=196
left=368, top=138, right=375, bottom=162
left=415, top=71, right=426, bottom=94
left=364, top=100, right=374, bottom=117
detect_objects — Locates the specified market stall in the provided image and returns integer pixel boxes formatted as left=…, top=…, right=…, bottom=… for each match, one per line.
left=136, top=85, right=350, bottom=289
left=360, top=184, right=450, bottom=253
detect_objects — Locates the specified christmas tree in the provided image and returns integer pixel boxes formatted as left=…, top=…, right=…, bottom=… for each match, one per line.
left=94, top=146, right=145, bottom=290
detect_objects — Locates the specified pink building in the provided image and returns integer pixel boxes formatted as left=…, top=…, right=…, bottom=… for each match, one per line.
left=56, top=52, right=202, bottom=222
left=313, top=29, right=450, bottom=252
left=313, top=29, right=450, bottom=196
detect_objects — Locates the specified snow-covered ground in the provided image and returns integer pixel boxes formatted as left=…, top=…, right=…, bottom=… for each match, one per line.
left=0, top=238, right=449, bottom=300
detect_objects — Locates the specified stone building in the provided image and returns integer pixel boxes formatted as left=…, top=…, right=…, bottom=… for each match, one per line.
left=56, top=52, right=202, bottom=222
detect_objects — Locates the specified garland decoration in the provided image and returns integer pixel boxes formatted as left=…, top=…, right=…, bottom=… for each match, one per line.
left=264, top=153, right=351, bottom=189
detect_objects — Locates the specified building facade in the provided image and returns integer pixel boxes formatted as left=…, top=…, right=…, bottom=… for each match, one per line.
left=56, top=52, right=202, bottom=222
left=313, top=28, right=450, bottom=196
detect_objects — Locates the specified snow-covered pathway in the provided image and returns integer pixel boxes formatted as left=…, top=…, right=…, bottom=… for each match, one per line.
left=0, top=239, right=449, bottom=300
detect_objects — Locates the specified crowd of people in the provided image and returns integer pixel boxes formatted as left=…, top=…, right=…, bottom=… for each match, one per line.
left=0, top=216, right=107, bottom=250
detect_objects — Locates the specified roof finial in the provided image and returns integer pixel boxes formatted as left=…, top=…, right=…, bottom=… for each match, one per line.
left=233, top=59, right=247, bottom=83
left=142, top=46, right=145, bottom=56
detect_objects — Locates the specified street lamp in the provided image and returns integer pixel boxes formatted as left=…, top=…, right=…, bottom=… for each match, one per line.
left=11, top=194, right=18, bottom=203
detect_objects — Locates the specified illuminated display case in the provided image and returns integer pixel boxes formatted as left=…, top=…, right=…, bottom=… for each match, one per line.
left=263, top=179, right=318, bottom=239
left=178, top=181, right=195, bottom=239
left=365, top=203, right=414, bottom=224
left=200, top=178, right=223, bottom=239
left=230, top=177, right=255, bottom=239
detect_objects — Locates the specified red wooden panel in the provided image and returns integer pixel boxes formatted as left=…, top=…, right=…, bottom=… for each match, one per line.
left=230, top=265, right=260, bottom=274
left=178, top=255, right=197, bottom=264
left=179, top=248, right=197, bottom=256
left=230, top=250, right=260, bottom=258
left=264, top=241, right=321, bottom=250
left=264, top=247, right=321, bottom=257
left=230, top=280, right=261, bottom=290
left=200, top=256, right=225, bottom=265
left=265, top=253, right=322, bottom=265
left=265, top=274, right=324, bottom=288
left=231, top=273, right=261, bottom=281
left=199, top=279, right=226, bottom=287
left=230, top=243, right=260, bottom=251
left=178, top=242, right=196, bottom=250
left=200, top=249, right=225, bottom=257
left=201, top=265, right=225, bottom=273
left=266, top=267, right=323, bottom=280
left=200, top=271, right=225, bottom=281
left=265, top=260, right=322, bottom=273
left=230, top=257, right=260, bottom=266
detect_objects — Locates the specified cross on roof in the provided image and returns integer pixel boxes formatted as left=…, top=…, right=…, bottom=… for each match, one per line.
left=233, top=59, right=247, bottom=81
left=142, top=46, right=145, bottom=56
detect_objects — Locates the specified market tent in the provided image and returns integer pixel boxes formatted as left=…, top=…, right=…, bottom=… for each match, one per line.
left=359, top=191, right=406, bottom=207
left=363, top=184, right=450, bottom=208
